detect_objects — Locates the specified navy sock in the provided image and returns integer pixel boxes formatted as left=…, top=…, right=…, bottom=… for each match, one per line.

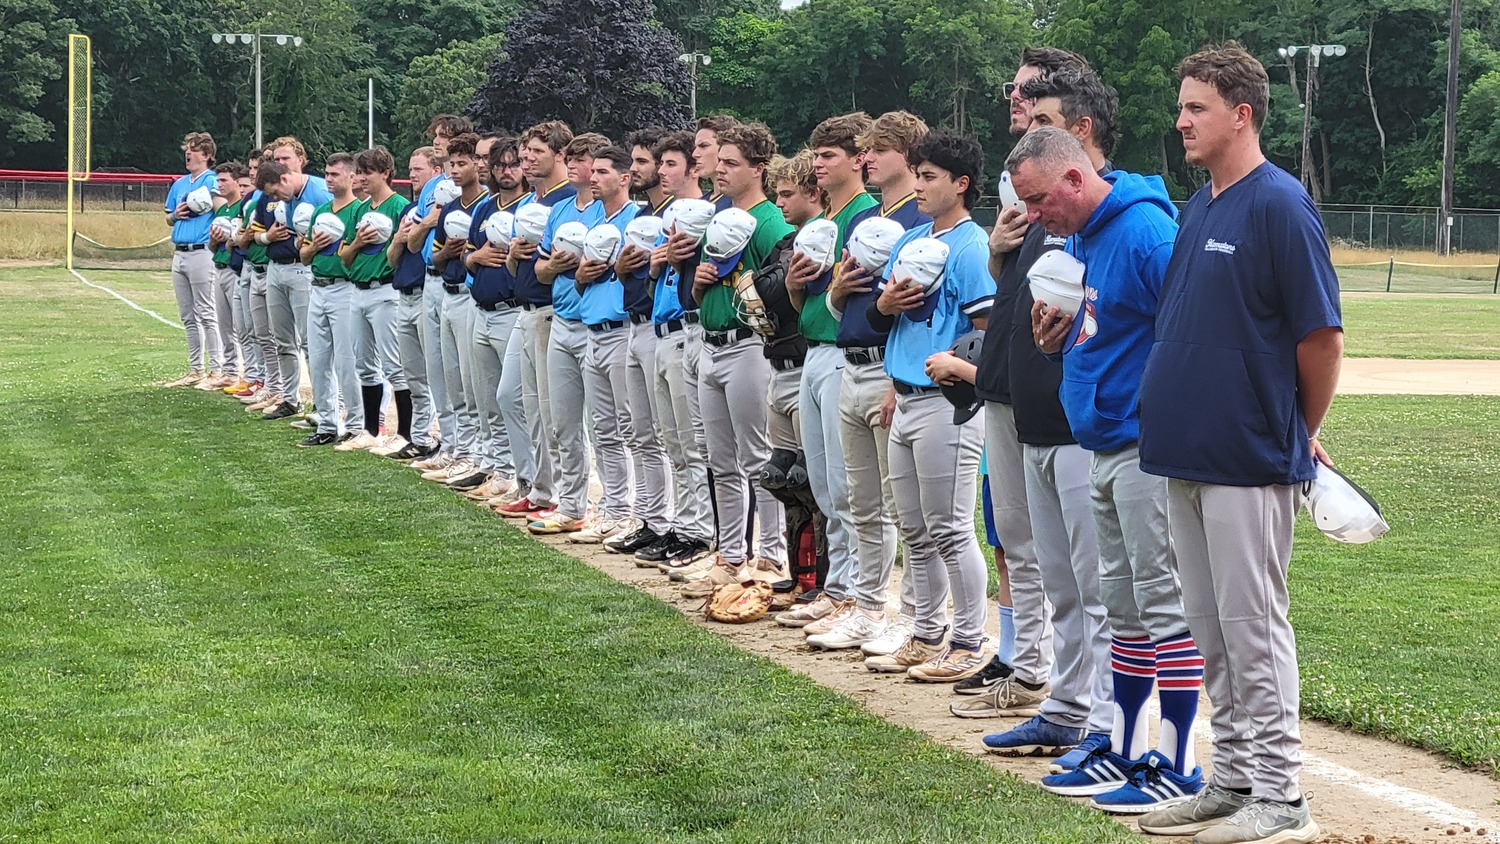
left=360, top=384, right=384, bottom=437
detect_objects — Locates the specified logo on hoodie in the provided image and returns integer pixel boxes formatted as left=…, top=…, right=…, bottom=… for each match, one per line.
left=1204, top=238, right=1236, bottom=255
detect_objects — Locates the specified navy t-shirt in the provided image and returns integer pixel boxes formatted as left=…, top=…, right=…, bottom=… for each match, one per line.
left=391, top=203, right=428, bottom=291
left=1138, top=161, right=1342, bottom=487
left=836, top=193, right=929, bottom=349
left=467, top=194, right=526, bottom=305
left=434, top=190, right=489, bottom=286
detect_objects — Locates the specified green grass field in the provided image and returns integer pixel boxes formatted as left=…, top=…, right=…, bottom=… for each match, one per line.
left=0, top=267, right=1139, bottom=841
left=1339, top=295, right=1500, bottom=359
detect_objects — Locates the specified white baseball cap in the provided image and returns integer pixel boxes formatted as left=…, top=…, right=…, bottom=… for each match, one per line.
left=313, top=212, right=347, bottom=242
left=273, top=202, right=288, bottom=228
left=583, top=224, right=623, bottom=265
left=704, top=207, right=757, bottom=277
left=668, top=198, right=716, bottom=243
left=514, top=203, right=550, bottom=244
left=443, top=211, right=472, bottom=241
left=359, top=211, right=395, bottom=253
left=292, top=203, right=314, bottom=238
left=553, top=221, right=590, bottom=258
left=1027, top=250, right=1086, bottom=317
left=998, top=170, right=1027, bottom=215
left=431, top=179, right=462, bottom=207
left=484, top=210, right=515, bottom=245
left=893, top=237, right=950, bottom=322
left=210, top=216, right=233, bottom=238
left=847, top=217, right=906, bottom=273
left=185, top=186, right=214, bottom=215
left=793, top=219, right=838, bottom=274
left=625, top=215, right=664, bottom=251
left=1305, top=463, right=1389, bottom=544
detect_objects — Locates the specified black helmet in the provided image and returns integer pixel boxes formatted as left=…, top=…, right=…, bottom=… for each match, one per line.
left=942, top=329, right=985, bottom=424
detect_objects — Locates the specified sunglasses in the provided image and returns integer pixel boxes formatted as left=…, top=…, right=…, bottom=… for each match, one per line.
left=1003, top=82, right=1023, bottom=99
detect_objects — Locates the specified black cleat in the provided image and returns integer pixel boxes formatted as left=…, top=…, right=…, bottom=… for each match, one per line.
left=262, top=400, right=299, bottom=420
left=296, top=431, right=338, bottom=448
left=447, top=471, right=489, bottom=490
left=953, top=655, right=1014, bottom=695
left=607, top=525, right=664, bottom=555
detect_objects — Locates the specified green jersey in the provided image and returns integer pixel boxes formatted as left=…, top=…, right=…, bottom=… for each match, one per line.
left=346, top=192, right=410, bottom=283
left=699, top=199, right=795, bottom=332
left=797, top=191, right=878, bottom=343
left=244, top=194, right=270, bottom=266
left=305, top=198, right=365, bottom=279
left=211, top=198, right=244, bottom=267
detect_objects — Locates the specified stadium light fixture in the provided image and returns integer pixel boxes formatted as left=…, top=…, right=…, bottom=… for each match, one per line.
left=1278, top=44, right=1346, bottom=198
left=210, top=32, right=304, bottom=149
left=678, top=52, right=711, bottom=117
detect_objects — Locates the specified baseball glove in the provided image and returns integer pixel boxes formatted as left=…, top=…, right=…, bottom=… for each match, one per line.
left=704, top=580, right=774, bottom=624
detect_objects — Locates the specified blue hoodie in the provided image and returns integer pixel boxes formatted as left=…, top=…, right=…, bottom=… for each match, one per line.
left=1058, top=171, right=1177, bottom=452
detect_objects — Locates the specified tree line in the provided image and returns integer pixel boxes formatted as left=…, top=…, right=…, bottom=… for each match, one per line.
left=5, top=0, right=1499, bottom=206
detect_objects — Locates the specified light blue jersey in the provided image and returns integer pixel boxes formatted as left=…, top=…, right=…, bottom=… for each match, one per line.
left=539, top=196, right=604, bottom=322
left=165, top=170, right=220, bottom=244
left=578, top=201, right=640, bottom=326
left=881, top=218, right=995, bottom=388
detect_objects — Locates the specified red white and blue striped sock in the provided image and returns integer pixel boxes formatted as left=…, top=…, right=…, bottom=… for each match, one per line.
left=1156, top=631, right=1205, bottom=774
left=1110, top=636, right=1156, bottom=760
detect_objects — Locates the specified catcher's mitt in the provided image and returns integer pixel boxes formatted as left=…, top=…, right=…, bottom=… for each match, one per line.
left=704, top=580, right=774, bottom=624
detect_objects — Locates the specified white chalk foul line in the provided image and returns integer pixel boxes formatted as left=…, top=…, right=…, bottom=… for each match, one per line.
left=69, top=267, right=182, bottom=331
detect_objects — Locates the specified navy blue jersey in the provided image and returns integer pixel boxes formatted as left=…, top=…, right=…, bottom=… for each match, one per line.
left=511, top=181, right=578, bottom=306
left=836, top=192, right=929, bottom=348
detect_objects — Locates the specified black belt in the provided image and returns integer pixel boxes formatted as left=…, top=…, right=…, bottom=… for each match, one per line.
left=682, top=311, right=701, bottom=324
left=397, top=286, right=423, bottom=296
left=271, top=257, right=297, bottom=265
left=311, top=275, right=343, bottom=288
left=174, top=243, right=208, bottom=252
left=443, top=282, right=465, bottom=294
left=844, top=346, right=886, bottom=366
left=425, top=268, right=441, bottom=277
left=654, top=319, right=685, bottom=338
left=352, top=280, right=386, bottom=290
left=251, top=263, right=268, bottom=272
left=476, top=298, right=519, bottom=312
left=629, top=313, right=652, bottom=325
left=893, top=381, right=941, bottom=396
left=770, top=357, right=802, bottom=372
left=587, top=319, right=625, bottom=332
left=704, top=327, right=753, bottom=347
left=521, top=302, right=551, bottom=312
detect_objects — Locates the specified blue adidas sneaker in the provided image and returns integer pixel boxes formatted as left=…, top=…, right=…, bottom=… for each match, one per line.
left=1090, top=749, right=1204, bottom=814
left=1039, top=745, right=1133, bottom=796
left=982, top=715, right=1083, bottom=757
left=1048, top=731, right=1110, bottom=773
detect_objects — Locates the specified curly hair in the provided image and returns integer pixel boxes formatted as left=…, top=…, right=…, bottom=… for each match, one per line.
left=717, top=122, right=778, bottom=168
left=913, top=132, right=984, bottom=209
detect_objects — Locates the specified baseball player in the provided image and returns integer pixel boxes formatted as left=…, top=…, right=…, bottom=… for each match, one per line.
left=406, top=115, right=475, bottom=475
left=462, top=135, right=530, bottom=502
left=780, top=113, right=879, bottom=628
left=226, top=154, right=268, bottom=400
left=1135, top=44, right=1342, bottom=844
left=527, top=133, right=612, bottom=536
left=861, top=132, right=994, bottom=683
left=423, top=132, right=489, bottom=485
left=806, top=110, right=933, bottom=652
left=633, top=130, right=715, bottom=565
left=163, top=131, right=224, bottom=388
left=294, top=152, right=363, bottom=447
left=206, top=160, right=249, bottom=392
left=694, top=114, right=740, bottom=211
left=256, top=138, right=332, bottom=421
left=763, top=150, right=821, bottom=454
left=337, top=146, right=412, bottom=451
left=496, top=121, right=576, bottom=520
left=384, top=147, right=445, bottom=462
left=626, top=127, right=671, bottom=214
left=681, top=122, right=795, bottom=597
left=242, top=150, right=290, bottom=415
left=1012, top=117, right=1206, bottom=811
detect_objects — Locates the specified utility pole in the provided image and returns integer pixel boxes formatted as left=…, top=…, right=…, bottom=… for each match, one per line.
left=1278, top=44, right=1347, bottom=202
left=211, top=31, right=304, bottom=149
left=678, top=52, right=711, bottom=117
left=1439, top=0, right=1462, bottom=255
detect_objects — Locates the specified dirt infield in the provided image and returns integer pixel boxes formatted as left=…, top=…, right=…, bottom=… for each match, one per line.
left=1341, top=359, right=1500, bottom=395
left=533, top=534, right=1500, bottom=844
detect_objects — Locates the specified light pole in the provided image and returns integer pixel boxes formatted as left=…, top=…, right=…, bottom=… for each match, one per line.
left=1439, top=0, right=1461, bottom=255
left=1277, top=44, right=1346, bottom=199
left=678, top=52, right=711, bottom=118
left=211, top=31, right=304, bottom=149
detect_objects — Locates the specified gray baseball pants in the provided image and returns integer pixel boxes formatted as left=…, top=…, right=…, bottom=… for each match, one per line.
left=267, top=261, right=311, bottom=404
left=887, top=392, right=986, bottom=647
left=1025, top=441, right=1113, bottom=733
left=247, top=267, right=282, bottom=397
left=420, top=274, right=456, bottom=448
left=394, top=288, right=436, bottom=447
left=517, top=306, right=557, bottom=507
left=799, top=344, right=858, bottom=601
left=471, top=304, right=521, bottom=478
left=698, top=334, right=783, bottom=565
left=767, top=364, right=802, bottom=451
left=306, top=280, right=361, bottom=435
left=985, top=401, right=1054, bottom=685
left=213, top=266, right=241, bottom=379
left=355, top=283, right=404, bottom=391
left=171, top=248, right=221, bottom=372
left=235, top=266, right=265, bottom=384
left=584, top=324, right=634, bottom=520
left=439, top=288, right=479, bottom=461
left=626, top=320, right=670, bottom=530
left=547, top=316, right=592, bottom=520
left=498, top=320, right=534, bottom=485
left=653, top=327, right=714, bottom=543
left=1092, top=446, right=1189, bottom=640
left=1169, top=479, right=1303, bottom=803
left=842, top=361, right=914, bottom=616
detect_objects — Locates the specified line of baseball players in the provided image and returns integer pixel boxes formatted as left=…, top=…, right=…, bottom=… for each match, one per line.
left=159, top=39, right=1341, bottom=844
